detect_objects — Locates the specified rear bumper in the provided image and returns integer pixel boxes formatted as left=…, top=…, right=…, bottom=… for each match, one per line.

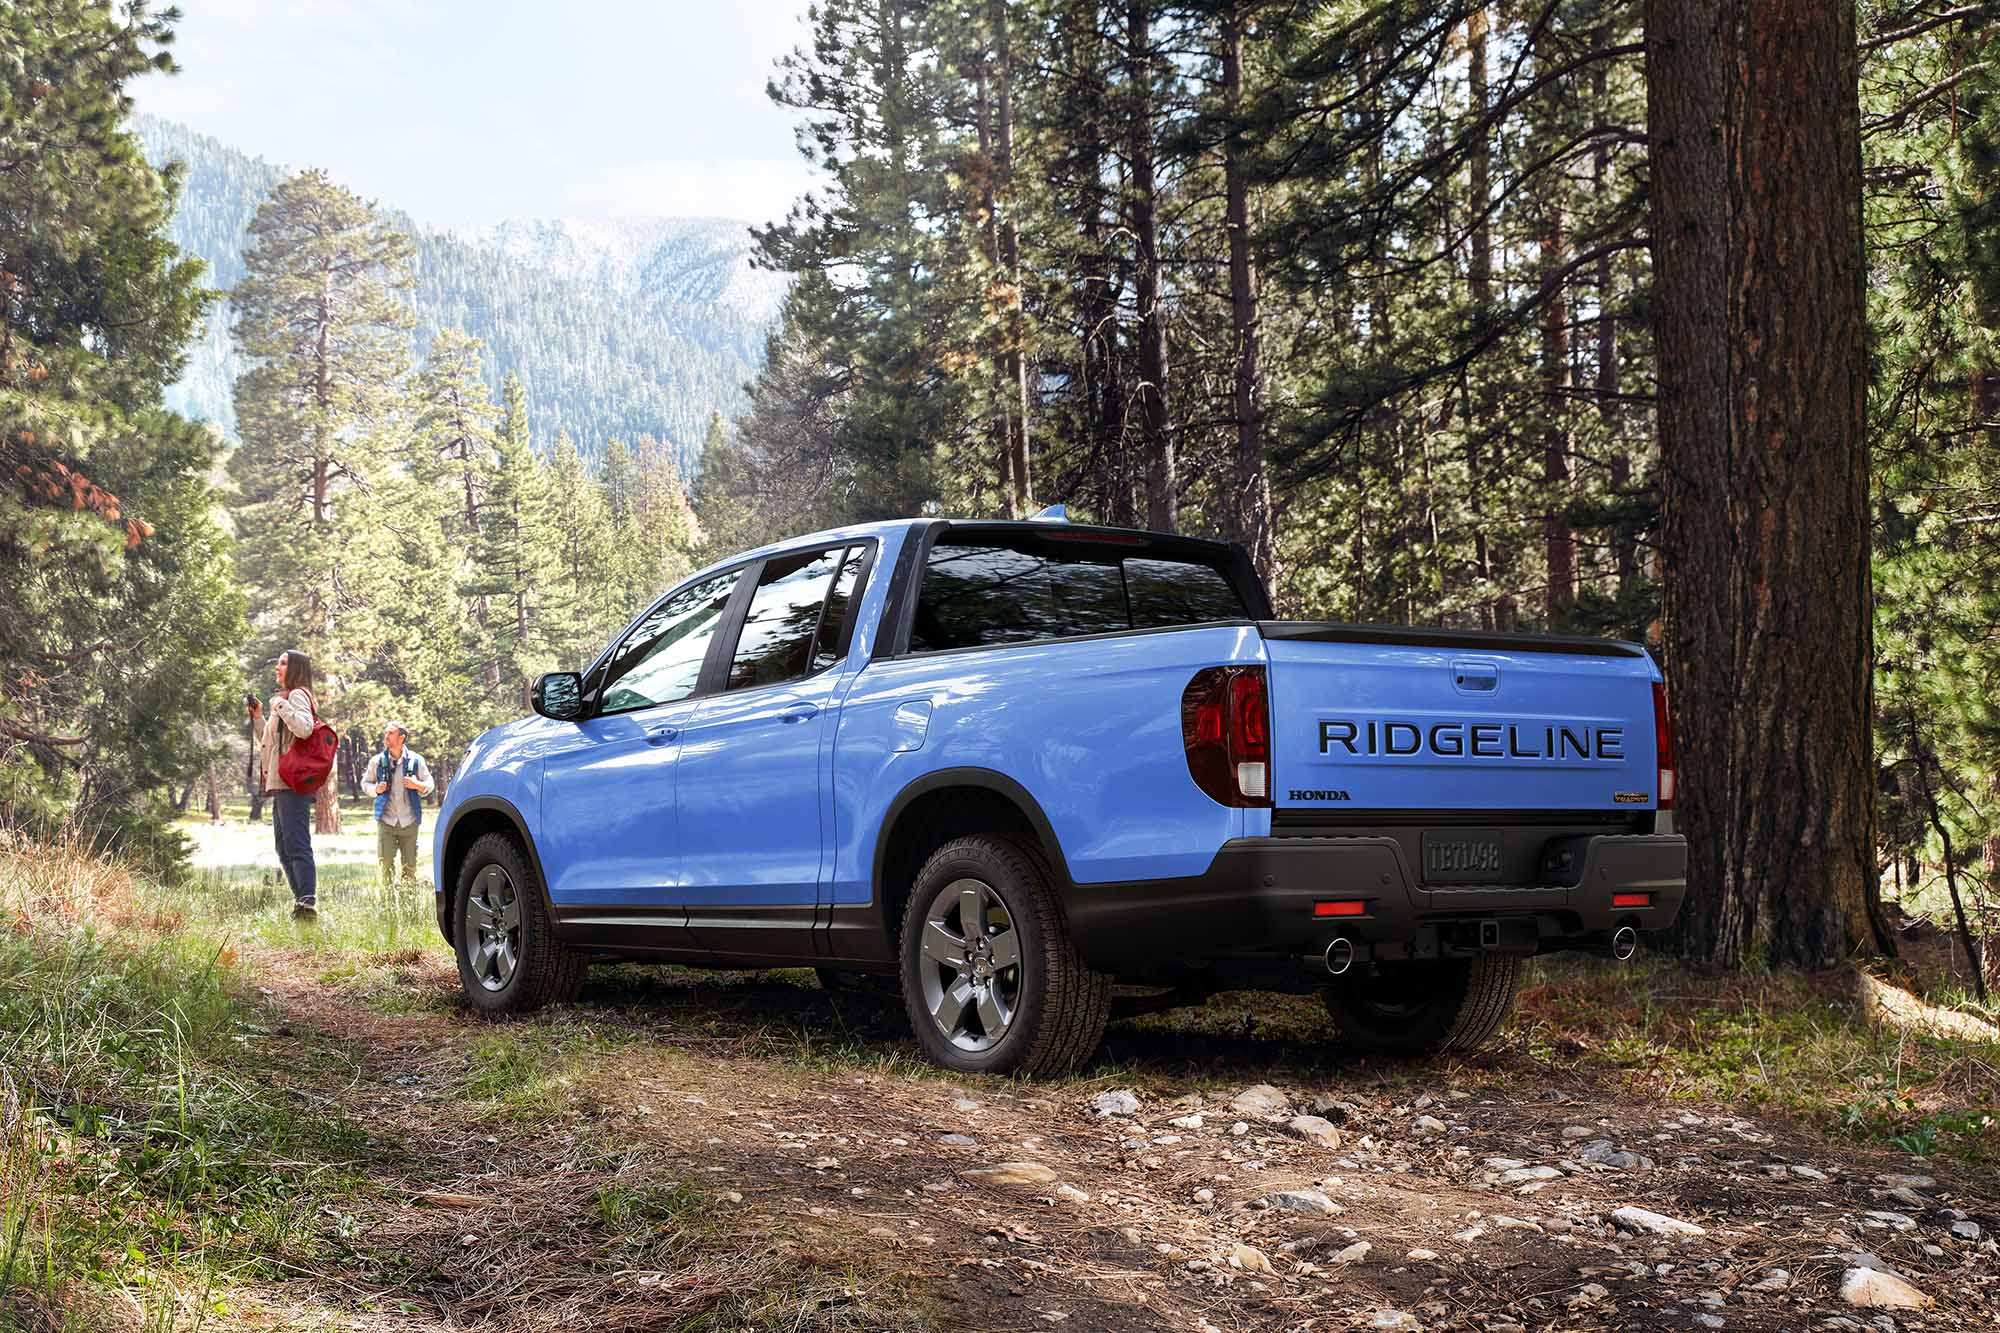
left=1063, top=831, right=1686, bottom=978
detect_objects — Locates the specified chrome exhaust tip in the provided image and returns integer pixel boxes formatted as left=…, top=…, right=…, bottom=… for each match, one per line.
left=1324, top=937, right=1356, bottom=976
left=1610, top=925, right=1639, bottom=962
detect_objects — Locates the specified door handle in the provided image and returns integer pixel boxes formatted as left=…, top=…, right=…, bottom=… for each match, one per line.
left=779, top=704, right=819, bottom=724
left=645, top=725, right=680, bottom=745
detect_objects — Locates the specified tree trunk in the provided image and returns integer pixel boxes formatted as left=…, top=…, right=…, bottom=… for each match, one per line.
left=1128, top=0, right=1175, bottom=532
left=992, top=0, right=1032, bottom=514
left=974, top=50, right=1012, bottom=512
left=314, top=778, right=341, bottom=834
left=1647, top=0, right=1883, bottom=966
left=1540, top=212, right=1575, bottom=623
left=1465, top=8, right=1496, bottom=629
left=1221, top=5, right=1276, bottom=586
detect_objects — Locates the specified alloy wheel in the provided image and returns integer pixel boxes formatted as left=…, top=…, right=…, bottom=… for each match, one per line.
left=465, top=864, right=522, bottom=992
left=916, top=877, right=1023, bottom=1052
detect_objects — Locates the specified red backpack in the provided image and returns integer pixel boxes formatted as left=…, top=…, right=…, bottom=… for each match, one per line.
left=277, top=689, right=340, bottom=796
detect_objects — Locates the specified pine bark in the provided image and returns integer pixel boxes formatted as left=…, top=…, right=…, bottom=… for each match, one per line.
left=1647, top=0, right=1883, bottom=966
left=992, top=0, right=1032, bottom=514
left=1128, top=0, right=1175, bottom=532
left=1540, top=212, right=1575, bottom=623
left=1221, top=5, right=1275, bottom=584
left=1465, top=9, right=1496, bottom=629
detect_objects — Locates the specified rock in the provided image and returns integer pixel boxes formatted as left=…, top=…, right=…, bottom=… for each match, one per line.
left=1261, top=1188, right=1342, bottom=1216
left=964, top=1162, right=1059, bottom=1187
left=1406, top=1247, right=1439, bottom=1261
left=1118, top=1226, right=1142, bottom=1245
left=1226, top=1243, right=1274, bottom=1274
left=1411, top=1115, right=1448, bottom=1135
left=1567, top=1282, right=1610, bottom=1308
left=938, top=1133, right=976, bottom=1146
left=1229, top=1121, right=1249, bottom=1137
left=1578, top=1139, right=1619, bottom=1163
left=1169, top=1114, right=1204, bottom=1130
left=1561, top=1125, right=1594, bottom=1140
left=1055, top=1184, right=1091, bottom=1204
left=1484, top=1156, right=1529, bottom=1170
left=1790, top=1164, right=1828, bottom=1181
left=1331, top=1240, right=1371, bottom=1264
left=1879, top=1186, right=1928, bottom=1208
left=1452, top=1223, right=1487, bottom=1243
left=1493, top=1215, right=1543, bottom=1232
left=1695, top=1315, right=1724, bottom=1329
left=1231, top=1084, right=1290, bottom=1119
left=1862, top=1210, right=1916, bottom=1232
left=1088, top=1089, right=1140, bottom=1117
left=1951, top=1220, right=1981, bottom=1241
left=1611, top=1205, right=1705, bottom=1237
left=807, top=1156, right=841, bottom=1170
left=1499, top=1166, right=1561, bottom=1184
left=1193, top=1187, right=1215, bottom=1204
left=1747, top=1269, right=1791, bottom=1292
left=1876, top=1172, right=1933, bottom=1189
left=1366, top=1313, right=1422, bottom=1332
left=1839, top=1267, right=1931, bottom=1309
left=1288, top=1114, right=1343, bottom=1150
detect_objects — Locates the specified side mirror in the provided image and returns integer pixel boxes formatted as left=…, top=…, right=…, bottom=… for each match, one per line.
left=531, top=671, right=585, bottom=721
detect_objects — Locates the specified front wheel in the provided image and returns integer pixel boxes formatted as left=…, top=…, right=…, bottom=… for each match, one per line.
left=1321, top=955, right=1523, bottom=1057
left=454, top=831, right=585, bottom=1014
left=898, top=834, right=1111, bottom=1076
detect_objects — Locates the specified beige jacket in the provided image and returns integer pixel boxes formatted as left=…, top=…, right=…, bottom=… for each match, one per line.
left=260, top=687, right=315, bottom=794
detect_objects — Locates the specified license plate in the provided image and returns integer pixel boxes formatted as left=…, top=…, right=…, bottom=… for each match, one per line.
left=1421, top=829, right=1505, bottom=884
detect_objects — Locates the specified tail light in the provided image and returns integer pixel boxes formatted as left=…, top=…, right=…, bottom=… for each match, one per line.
left=1182, top=666, right=1271, bottom=808
left=1652, top=680, right=1676, bottom=810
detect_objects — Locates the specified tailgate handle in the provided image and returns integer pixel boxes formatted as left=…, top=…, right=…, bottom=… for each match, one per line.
left=1452, top=659, right=1499, bottom=693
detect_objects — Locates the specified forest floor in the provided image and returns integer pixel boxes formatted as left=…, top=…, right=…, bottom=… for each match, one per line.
left=3, top=815, right=1999, bottom=1332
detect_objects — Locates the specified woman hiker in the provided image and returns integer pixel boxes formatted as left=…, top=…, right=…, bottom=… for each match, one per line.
left=249, top=649, right=320, bottom=918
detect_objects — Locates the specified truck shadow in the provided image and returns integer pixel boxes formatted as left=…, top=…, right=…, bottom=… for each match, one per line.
left=571, top=963, right=1437, bottom=1082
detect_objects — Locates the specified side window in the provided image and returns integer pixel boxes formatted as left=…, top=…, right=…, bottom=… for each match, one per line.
left=725, top=547, right=850, bottom=691
left=598, top=569, right=742, bottom=714
left=1123, top=558, right=1248, bottom=628
left=811, top=546, right=869, bottom=671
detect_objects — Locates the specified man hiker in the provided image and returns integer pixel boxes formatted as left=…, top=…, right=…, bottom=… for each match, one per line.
left=366, top=723, right=435, bottom=885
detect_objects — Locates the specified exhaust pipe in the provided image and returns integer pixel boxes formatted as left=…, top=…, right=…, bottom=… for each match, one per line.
left=1324, top=937, right=1356, bottom=976
left=1610, top=925, right=1639, bottom=962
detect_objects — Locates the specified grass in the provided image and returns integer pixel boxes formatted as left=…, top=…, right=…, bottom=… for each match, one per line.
left=0, top=838, right=366, bottom=1332
left=1511, top=953, right=2000, bottom=1164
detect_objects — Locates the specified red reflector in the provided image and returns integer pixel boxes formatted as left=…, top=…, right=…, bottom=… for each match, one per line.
left=1313, top=900, right=1366, bottom=918
left=1611, top=893, right=1651, bottom=908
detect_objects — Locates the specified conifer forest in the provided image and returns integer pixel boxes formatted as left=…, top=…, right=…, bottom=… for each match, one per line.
left=3, top=0, right=1999, bottom=978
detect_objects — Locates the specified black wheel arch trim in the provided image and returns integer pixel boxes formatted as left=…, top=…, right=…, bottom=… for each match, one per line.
left=437, top=795, right=555, bottom=947
left=869, top=767, right=1073, bottom=908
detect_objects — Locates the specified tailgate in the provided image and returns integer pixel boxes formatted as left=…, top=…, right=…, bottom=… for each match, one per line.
left=1261, top=624, right=1660, bottom=814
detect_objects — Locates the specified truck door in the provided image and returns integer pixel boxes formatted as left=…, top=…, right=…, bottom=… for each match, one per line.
left=538, top=566, right=743, bottom=951
left=676, top=544, right=870, bottom=958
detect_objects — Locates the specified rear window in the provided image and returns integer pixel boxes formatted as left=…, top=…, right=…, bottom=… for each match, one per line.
left=909, top=538, right=1249, bottom=652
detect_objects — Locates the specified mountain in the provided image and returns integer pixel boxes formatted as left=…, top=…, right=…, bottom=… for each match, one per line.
left=134, top=116, right=787, bottom=470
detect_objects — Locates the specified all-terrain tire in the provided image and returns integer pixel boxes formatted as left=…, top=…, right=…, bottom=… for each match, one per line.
left=454, top=831, right=586, bottom=1014
left=898, top=833, right=1111, bottom=1077
left=1320, top=955, right=1523, bottom=1057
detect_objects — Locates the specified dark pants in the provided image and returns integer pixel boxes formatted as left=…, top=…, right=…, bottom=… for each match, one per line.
left=272, top=789, right=316, bottom=905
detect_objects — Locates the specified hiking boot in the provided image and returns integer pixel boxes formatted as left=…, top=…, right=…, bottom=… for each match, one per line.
left=292, top=899, right=318, bottom=920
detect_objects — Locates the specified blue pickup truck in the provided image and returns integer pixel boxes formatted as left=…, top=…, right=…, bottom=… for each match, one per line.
left=435, top=515, right=1686, bottom=1075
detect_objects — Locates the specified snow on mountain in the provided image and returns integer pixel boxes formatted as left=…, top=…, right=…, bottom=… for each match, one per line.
left=465, top=216, right=790, bottom=326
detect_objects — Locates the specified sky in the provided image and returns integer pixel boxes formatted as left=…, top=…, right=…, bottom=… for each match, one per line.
left=134, top=0, right=820, bottom=229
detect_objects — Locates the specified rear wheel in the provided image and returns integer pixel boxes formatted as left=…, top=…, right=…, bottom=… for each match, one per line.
left=898, top=834, right=1111, bottom=1076
left=1320, top=955, right=1522, bottom=1056
left=454, top=832, right=585, bottom=1014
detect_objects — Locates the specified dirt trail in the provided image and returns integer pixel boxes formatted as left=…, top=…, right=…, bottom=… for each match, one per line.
left=228, top=951, right=1999, bottom=1332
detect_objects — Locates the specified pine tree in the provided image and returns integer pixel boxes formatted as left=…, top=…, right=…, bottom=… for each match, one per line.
left=227, top=169, right=414, bottom=679
left=410, top=328, right=497, bottom=535
left=462, top=372, right=560, bottom=708
left=0, top=0, right=243, bottom=863
left=543, top=430, right=619, bottom=660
